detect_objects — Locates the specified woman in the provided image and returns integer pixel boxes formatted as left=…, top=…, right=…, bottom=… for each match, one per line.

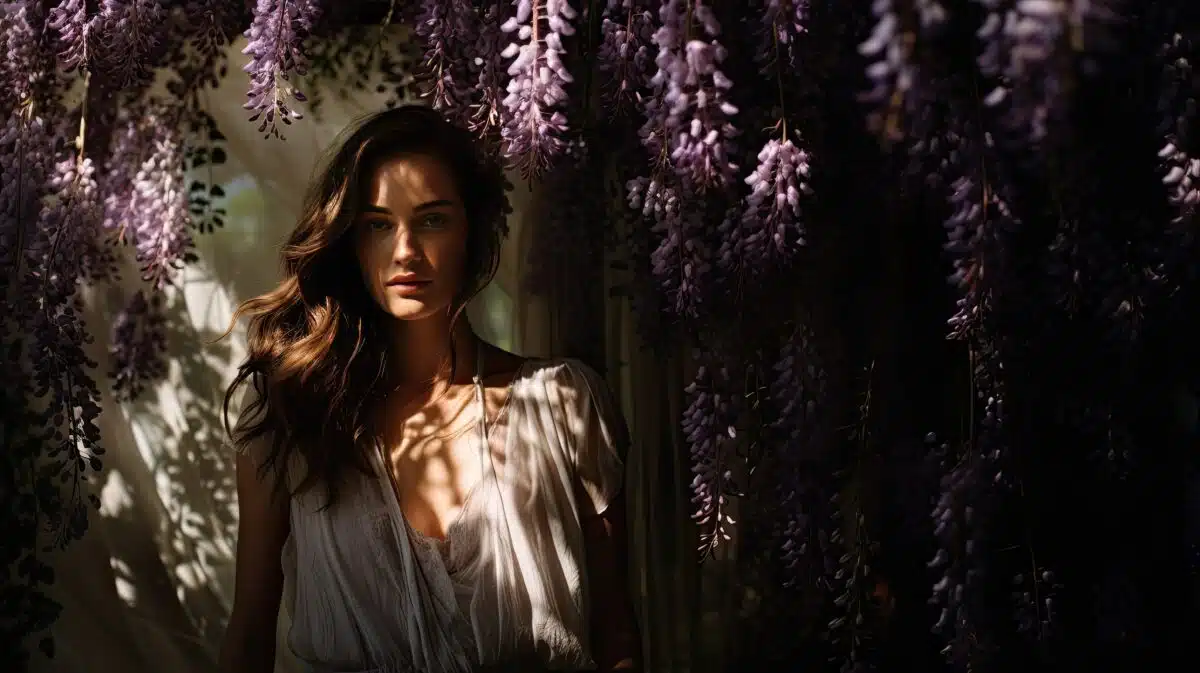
left=218, top=106, right=640, bottom=672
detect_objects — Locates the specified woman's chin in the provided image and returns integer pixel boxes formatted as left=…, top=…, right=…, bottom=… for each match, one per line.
left=382, top=297, right=450, bottom=322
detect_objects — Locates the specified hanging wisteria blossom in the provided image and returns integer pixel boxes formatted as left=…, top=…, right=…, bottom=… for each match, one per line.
left=499, top=0, right=577, bottom=177
left=242, top=0, right=321, bottom=139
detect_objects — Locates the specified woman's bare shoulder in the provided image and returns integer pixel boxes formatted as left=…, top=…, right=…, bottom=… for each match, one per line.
left=478, top=343, right=531, bottom=382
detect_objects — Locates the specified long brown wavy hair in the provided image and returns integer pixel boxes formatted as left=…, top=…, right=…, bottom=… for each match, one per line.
left=223, top=105, right=510, bottom=504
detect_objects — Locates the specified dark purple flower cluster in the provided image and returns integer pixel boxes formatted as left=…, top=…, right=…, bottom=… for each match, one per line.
left=975, top=0, right=1121, bottom=143
left=627, top=173, right=711, bottom=318
left=0, top=113, right=53, bottom=298
left=127, top=115, right=194, bottom=290
left=96, top=0, right=165, bottom=89
left=757, top=0, right=809, bottom=64
left=48, top=0, right=95, bottom=73
left=2, top=0, right=50, bottom=110
left=721, top=136, right=813, bottom=277
left=858, top=0, right=948, bottom=141
left=110, top=290, right=168, bottom=401
left=1157, top=23, right=1200, bottom=279
left=500, top=0, right=577, bottom=177
left=597, top=0, right=656, bottom=115
left=683, top=360, right=741, bottom=558
left=17, top=150, right=108, bottom=545
left=928, top=448, right=990, bottom=666
left=242, top=0, right=321, bottom=139
left=468, top=1, right=512, bottom=144
left=767, top=324, right=835, bottom=591
left=651, top=0, right=739, bottom=191
left=413, top=0, right=478, bottom=124
left=769, top=322, right=825, bottom=452
left=101, top=107, right=195, bottom=290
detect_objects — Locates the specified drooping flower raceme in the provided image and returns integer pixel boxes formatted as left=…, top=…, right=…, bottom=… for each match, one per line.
left=95, top=0, right=164, bottom=89
left=110, top=290, right=168, bottom=401
left=597, top=0, right=656, bottom=115
left=975, top=0, right=1120, bottom=142
left=758, top=0, right=809, bottom=63
left=2, top=0, right=49, bottom=110
left=0, top=112, right=52, bottom=300
left=858, top=0, right=948, bottom=141
left=683, top=362, right=740, bottom=557
left=1158, top=27, right=1200, bottom=258
left=628, top=173, right=711, bottom=318
left=652, top=0, right=739, bottom=191
left=723, top=136, right=813, bottom=276
left=48, top=0, right=95, bottom=73
left=500, top=0, right=577, bottom=178
left=242, top=0, right=321, bottom=139
left=128, top=119, right=194, bottom=290
left=469, top=1, right=510, bottom=143
left=20, top=154, right=109, bottom=537
left=414, top=0, right=478, bottom=123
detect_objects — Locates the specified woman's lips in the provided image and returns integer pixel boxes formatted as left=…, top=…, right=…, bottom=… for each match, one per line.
left=387, top=279, right=431, bottom=295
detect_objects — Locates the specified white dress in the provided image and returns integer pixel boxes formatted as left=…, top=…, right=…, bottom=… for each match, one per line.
left=250, top=357, right=627, bottom=673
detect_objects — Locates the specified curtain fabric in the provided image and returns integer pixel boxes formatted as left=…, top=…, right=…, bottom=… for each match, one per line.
left=25, top=37, right=731, bottom=673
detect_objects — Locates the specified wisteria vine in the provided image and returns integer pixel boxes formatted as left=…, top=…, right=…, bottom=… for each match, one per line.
left=2, top=1, right=1198, bottom=671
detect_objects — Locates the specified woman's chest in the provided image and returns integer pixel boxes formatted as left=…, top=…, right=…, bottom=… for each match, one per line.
left=380, top=386, right=515, bottom=541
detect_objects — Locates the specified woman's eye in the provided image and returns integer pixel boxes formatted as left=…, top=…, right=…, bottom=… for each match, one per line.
left=364, top=219, right=391, bottom=232
left=419, top=213, right=448, bottom=229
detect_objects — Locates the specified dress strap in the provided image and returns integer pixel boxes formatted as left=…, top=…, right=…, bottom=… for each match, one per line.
left=471, top=339, right=489, bottom=447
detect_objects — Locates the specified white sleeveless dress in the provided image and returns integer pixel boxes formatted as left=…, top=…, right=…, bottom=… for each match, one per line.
left=251, top=357, right=627, bottom=672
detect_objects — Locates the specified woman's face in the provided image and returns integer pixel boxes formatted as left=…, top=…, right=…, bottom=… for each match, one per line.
left=353, top=153, right=470, bottom=322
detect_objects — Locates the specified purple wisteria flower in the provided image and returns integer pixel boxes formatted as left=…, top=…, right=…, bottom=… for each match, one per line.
left=975, top=0, right=1121, bottom=142
left=597, top=0, right=656, bottom=115
left=722, top=135, right=813, bottom=277
left=0, top=113, right=53, bottom=298
left=758, top=0, right=809, bottom=63
left=500, top=0, right=577, bottom=177
left=469, top=1, right=510, bottom=143
left=242, top=0, right=321, bottom=139
left=2, top=0, right=50, bottom=109
left=48, top=0, right=95, bottom=73
left=628, top=173, right=711, bottom=317
left=858, top=0, right=947, bottom=140
left=683, top=362, right=740, bottom=557
left=110, top=289, right=168, bottom=401
left=129, top=122, right=194, bottom=290
left=93, top=0, right=165, bottom=90
left=651, top=0, right=739, bottom=191
left=414, top=0, right=477, bottom=123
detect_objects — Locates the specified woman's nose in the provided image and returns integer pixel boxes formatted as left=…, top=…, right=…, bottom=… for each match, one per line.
left=392, top=227, right=422, bottom=262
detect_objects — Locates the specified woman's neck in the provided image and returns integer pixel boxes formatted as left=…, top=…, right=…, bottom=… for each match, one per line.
left=385, top=311, right=477, bottom=388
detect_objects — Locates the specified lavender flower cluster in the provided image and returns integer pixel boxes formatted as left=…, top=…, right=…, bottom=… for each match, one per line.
left=500, top=0, right=577, bottom=177
left=413, top=0, right=477, bottom=124
left=242, top=0, right=321, bottom=139
left=627, top=173, right=711, bottom=318
left=683, top=361, right=741, bottom=558
left=721, top=136, right=813, bottom=276
left=652, top=0, right=739, bottom=191
left=597, top=0, right=656, bottom=115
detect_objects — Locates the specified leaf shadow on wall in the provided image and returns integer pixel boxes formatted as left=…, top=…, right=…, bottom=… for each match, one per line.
left=97, top=284, right=239, bottom=652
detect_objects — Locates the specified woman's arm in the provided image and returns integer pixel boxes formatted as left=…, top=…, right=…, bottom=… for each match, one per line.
left=582, top=488, right=641, bottom=671
left=219, top=450, right=291, bottom=673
